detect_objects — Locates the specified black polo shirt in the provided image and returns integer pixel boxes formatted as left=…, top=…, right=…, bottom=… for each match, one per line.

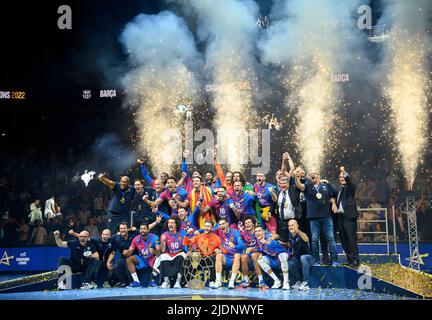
left=108, top=182, right=136, bottom=216
left=133, top=187, right=157, bottom=223
left=90, top=237, right=114, bottom=262
left=67, top=239, right=98, bottom=264
left=304, top=180, right=337, bottom=219
left=288, top=233, right=311, bottom=259
left=112, top=231, right=140, bottom=255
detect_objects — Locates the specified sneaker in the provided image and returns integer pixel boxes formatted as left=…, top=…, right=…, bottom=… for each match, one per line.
left=292, top=281, right=302, bottom=290
left=257, top=280, right=269, bottom=289
left=57, top=281, right=68, bottom=290
left=114, top=281, right=127, bottom=288
left=331, top=261, right=340, bottom=267
left=210, top=281, right=222, bottom=289
left=160, top=281, right=171, bottom=289
left=228, top=282, right=235, bottom=289
left=128, top=281, right=141, bottom=288
left=282, top=282, right=290, bottom=290
left=238, top=280, right=250, bottom=288
left=80, top=282, right=94, bottom=290
left=313, top=262, right=321, bottom=267
left=149, top=279, right=159, bottom=287
left=271, top=279, right=282, bottom=289
left=173, top=282, right=182, bottom=289
left=298, top=281, right=310, bottom=291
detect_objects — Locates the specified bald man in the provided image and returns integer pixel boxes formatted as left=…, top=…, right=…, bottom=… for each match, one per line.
left=69, top=228, right=116, bottom=287
left=98, top=172, right=136, bottom=233
left=286, top=219, right=314, bottom=291
left=54, top=230, right=100, bottom=290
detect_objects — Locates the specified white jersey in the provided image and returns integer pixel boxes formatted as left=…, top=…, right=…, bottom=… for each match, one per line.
left=44, top=198, right=61, bottom=219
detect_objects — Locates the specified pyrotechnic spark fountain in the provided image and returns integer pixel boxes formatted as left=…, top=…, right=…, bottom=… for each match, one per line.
left=292, top=52, right=340, bottom=174
left=382, top=2, right=431, bottom=190
left=120, top=12, right=201, bottom=175
left=126, top=63, right=197, bottom=174
left=258, top=0, right=364, bottom=175
left=184, top=0, right=259, bottom=172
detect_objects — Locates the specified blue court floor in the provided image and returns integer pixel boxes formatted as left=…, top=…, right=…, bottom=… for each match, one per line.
left=0, top=286, right=415, bottom=300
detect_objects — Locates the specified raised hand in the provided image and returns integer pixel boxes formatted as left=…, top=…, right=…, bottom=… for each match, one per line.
left=332, top=202, right=338, bottom=214
left=156, top=215, right=163, bottom=224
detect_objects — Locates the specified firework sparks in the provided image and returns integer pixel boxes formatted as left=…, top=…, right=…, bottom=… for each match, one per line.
left=292, top=52, right=340, bottom=173
left=120, top=12, right=202, bottom=175
left=383, top=2, right=431, bottom=190
left=183, top=0, right=260, bottom=172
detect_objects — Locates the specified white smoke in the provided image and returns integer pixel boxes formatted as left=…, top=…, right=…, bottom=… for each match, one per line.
left=258, top=0, right=370, bottom=173
left=120, top=11, right=204, bottom=175
left=173, top=0, right=261, bottom=171
left=379, top=0, right=432, bottom=189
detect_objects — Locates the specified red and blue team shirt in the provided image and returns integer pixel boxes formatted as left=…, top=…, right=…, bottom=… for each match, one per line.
left=231, top=191, right=257, bottom=217
left=213, top=228, right=244, bottom=257
left=241, top=229, right=258, bottom=249
left=163, top=230, right=187, bottom=256
left=180, top=219, right=195, bottom=232
left=158, top=187, right=188, bottom=215
left=159, top=186, right=189, bottom=202
left=130, top=233, right=160, bottom=259
left=209, top=198, right=236, bottom=225
left=253, top=182, right=274, bottom=208
left=257, top=239, right=288, bottom=257
left=241, top=229, right=272, bottom=251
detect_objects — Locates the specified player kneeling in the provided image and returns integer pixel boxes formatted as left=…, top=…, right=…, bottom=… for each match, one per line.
left=123, top=223, right=160, bottom=288
left=211, top=218, right=245, bottom=289
left=255, top=225, right=290, bottom=290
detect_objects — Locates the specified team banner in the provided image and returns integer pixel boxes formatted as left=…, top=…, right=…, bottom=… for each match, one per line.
left=0, top=247, right=70, bottom=272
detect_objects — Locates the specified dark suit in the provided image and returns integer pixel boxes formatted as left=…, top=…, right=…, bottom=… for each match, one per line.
left=335, top=173, right=359, bottom=264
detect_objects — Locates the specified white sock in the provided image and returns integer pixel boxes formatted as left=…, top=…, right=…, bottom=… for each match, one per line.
left=176, top=273, right=182, bottom=283
left=215, top=273, right=221, bottom=283
left=269, top=272, right=279, bottom=282
left=152, top=271, right=158, bottom=277
left=244, top=275, right=249, bottom=283
left=258, top=275, right=263, bottom=282
left=164, top=277, right=169, bottom=283
left=131, top=272, right=139, bottom=282
left=283, top=272, right=289, bottom=284
left=229, top=273, right=237, bottom=283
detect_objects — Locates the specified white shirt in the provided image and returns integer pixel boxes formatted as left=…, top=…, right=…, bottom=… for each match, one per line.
left=44, top=198, right=55, bottom=217
left=337, top=189, right=344, bottom=213
left=278, top=190, right=295, bottom=220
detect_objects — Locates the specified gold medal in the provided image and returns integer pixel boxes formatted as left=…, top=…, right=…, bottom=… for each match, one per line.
left=316, top=192, right=322, bottom=200
left=120, top=197, right=126, bottom=204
